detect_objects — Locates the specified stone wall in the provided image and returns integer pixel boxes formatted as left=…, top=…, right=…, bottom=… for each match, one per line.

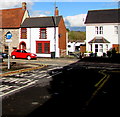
left=1, top=29, right=19, bottom=55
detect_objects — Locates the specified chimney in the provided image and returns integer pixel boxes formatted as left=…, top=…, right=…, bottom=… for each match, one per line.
left=54, top=7, right=59, bottom=16
left=22, top=2, right=27, bottom=10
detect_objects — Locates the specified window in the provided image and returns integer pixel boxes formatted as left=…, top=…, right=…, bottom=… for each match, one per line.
left=68, top=45, right=71, bottom=48
left=95, top=44, right=98, bottom=53
left=36, top=41, right=50, bottom=54
left=95, top=26, right=103, bottom=34
left=99, top=26, right=103, bottom=34
left=21, top=28, right=27, bottom=39
left=40, top=28, right=47, bottom=39
left=16, top=50, right=22, bottom=52
left=44, top=43, right=50, bottom=53
left=4, top=46, right=8, bottom=53
left=37, top=43, right=42, bottom=53
left=114, top=26, right=118, bottom=34
left=95, top=27, right=99, bottom=34
left=106, top=44, right=108, bottom=51
left=90, top=44, right=92, bottom=52
left=99, top=44, right=103, bottom=52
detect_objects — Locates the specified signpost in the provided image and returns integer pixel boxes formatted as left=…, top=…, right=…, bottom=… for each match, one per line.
left=5, top=31, right=12, bottom=69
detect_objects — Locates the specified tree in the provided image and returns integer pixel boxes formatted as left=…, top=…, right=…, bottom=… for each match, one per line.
left=68, top=31, right=86, bottom=41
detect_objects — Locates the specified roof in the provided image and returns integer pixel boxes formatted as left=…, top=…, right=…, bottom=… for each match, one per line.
left=85, top=9, right=120, bottom=24
left=0, top=8, right=26, bottom=28
left=21, top=16, right=62, bottom=28
left=88, top=37, right=110, bottom=43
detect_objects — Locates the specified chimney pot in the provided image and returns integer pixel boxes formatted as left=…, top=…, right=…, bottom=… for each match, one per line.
left=54, top=7, right=59, bottom=16
left=22, top=2, right=27, bottom=10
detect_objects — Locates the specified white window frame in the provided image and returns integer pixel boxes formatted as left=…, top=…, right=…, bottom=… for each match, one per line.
left=114, top=26, right=118, bottom=34
left=95, top=26, right=103, bottom=35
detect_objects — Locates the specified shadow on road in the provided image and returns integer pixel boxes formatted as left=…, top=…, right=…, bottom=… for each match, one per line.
left=2, top=57, right=120, bottom=117
left=27, top=59, right=113, bottom=117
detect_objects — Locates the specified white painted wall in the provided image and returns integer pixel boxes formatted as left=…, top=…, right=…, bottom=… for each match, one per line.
left=67, top=42, right=85, bottom=53
left=86, top=23, right=119, bottom=55
left=19, top=27, right=60, bottom=58
left=67, top=42, right=75, bottom=52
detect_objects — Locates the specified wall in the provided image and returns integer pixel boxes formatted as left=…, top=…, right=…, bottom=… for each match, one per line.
left=86, top=23, right=119, bottom=53
left=1, top=29, right=19, bottom=55
left=21, top=27, right=60, bottom=58
left=58, top=18, right=67, bottom=57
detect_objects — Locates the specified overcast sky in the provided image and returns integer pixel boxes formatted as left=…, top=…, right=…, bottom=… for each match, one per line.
left=0, top=0, right=119, bottom=28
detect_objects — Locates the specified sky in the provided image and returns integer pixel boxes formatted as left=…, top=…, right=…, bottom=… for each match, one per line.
left=0, top=0, right=119, bottom=28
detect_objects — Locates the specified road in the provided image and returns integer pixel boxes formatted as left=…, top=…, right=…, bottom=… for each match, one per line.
left=1, top=58, right=120, bottom=116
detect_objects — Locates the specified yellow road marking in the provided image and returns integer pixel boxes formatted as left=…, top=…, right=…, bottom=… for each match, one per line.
left=86, top=70, right=110, bottom=106
left=0, top=64, right=47, bottom=77
left=95, top=70, right=107, bottom=87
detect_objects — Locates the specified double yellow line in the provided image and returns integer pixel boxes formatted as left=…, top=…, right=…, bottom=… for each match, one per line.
left=86, top=69, right=110, bottom=106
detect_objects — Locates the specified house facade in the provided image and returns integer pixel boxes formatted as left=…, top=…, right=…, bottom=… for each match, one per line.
left=0, top=2, right=29, bottom=54
left=67, top=41, right=85, bottom=53
left=0, top=3, right=67, bottom=58
left=20, top=15, right=67, bottom=58
left=85, top=9, right=120, bottom=56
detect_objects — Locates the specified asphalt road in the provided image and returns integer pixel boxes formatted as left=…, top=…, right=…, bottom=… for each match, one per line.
left=1, top=58, right=120, bottom=117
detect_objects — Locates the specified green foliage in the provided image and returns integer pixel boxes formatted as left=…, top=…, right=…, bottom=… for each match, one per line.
left=68, top=31, right=86, bottom=41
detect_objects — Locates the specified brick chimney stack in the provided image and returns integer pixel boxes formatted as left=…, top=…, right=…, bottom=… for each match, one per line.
left=54, top=7, right=59, bottom=16
left=22, top=2, right=27, bottom=10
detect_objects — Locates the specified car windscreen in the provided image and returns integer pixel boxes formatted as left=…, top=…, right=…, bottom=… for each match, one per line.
left=22, top=50, right=27, bottom=53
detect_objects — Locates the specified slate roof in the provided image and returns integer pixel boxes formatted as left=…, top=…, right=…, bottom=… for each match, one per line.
left=21, top=16, right=62, bottom=28
left=85, top=9, right=120, bottom=24
left=88, top=37, right=110, bottom=43
left=0, top=8, right=26, bottom=28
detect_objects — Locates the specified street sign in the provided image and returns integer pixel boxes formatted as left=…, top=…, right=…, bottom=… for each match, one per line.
left=5, top=31, right=12, bottom=69
left=6, top=40, right=12, bottom=43
left=5, top=31, right=12, bottom=39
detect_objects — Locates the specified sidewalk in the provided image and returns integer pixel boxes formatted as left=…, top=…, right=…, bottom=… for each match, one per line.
left=0, top=58, right=78, bottom=76
left=0, top=60, right=47, bottom=77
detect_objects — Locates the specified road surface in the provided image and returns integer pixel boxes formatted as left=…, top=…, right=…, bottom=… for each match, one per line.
left=1, top=58, right=120, bottom=116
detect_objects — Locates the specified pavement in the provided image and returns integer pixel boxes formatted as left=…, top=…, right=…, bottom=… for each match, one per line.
left=0, top=58, right=78, bottom=75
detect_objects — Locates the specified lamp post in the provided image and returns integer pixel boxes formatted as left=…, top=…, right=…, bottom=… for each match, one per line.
left=5, top=31, right=12, bottom=69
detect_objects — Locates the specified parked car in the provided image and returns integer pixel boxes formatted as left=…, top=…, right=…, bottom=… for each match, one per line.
left=0, top=52, right=8, bottom=58
left=11, top=49, right=37, bottom=60
left=0, top=54, right=3, bottom=62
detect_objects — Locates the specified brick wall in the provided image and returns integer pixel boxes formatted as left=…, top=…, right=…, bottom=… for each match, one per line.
left=58, top=17, right=67, bottom=57
left=112, top=44, right=120, bottom=53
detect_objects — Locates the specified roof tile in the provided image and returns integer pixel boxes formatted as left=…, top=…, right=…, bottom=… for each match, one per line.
left=85, top=9, right=120, bottom=24
left=0, top=8, right=26, bottom=28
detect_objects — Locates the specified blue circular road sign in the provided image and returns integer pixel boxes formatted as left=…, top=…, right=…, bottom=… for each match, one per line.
left=6, top=32, right=12, bottom=39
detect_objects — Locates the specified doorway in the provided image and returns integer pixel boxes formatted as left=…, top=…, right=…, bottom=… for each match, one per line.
left=19, top=41, right=26, bottom=49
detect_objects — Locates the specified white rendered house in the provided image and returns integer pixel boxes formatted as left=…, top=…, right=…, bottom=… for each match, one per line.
left=85, top=9, right=120, bottom=56
left=19, top=16, right=67, bottom=58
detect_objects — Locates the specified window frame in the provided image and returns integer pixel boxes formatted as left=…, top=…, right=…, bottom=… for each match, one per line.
left=95, top=26, right=103, bottom=35
left=21, top=28, right=27, bottom=39
left=36, top=41, right=50, bottom=54
left=95, top=44, right=98, bottom=53
left=114, top=26, right=118, bottom=34
left=39, top=28, right=47, bottom=39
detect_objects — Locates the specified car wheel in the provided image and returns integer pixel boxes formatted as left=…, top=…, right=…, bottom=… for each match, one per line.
left=12, top=55, right=16, bottom=59
left=27, top=56, right=31, bottom=60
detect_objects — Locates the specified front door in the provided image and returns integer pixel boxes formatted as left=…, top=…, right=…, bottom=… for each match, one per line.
left=19, top=41, right=26, bottom=49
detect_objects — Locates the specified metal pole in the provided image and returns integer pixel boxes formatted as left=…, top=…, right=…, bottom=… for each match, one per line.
left=8, top=43, right=10, bottom=69
left=54, top=1, right=57, bottom=58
